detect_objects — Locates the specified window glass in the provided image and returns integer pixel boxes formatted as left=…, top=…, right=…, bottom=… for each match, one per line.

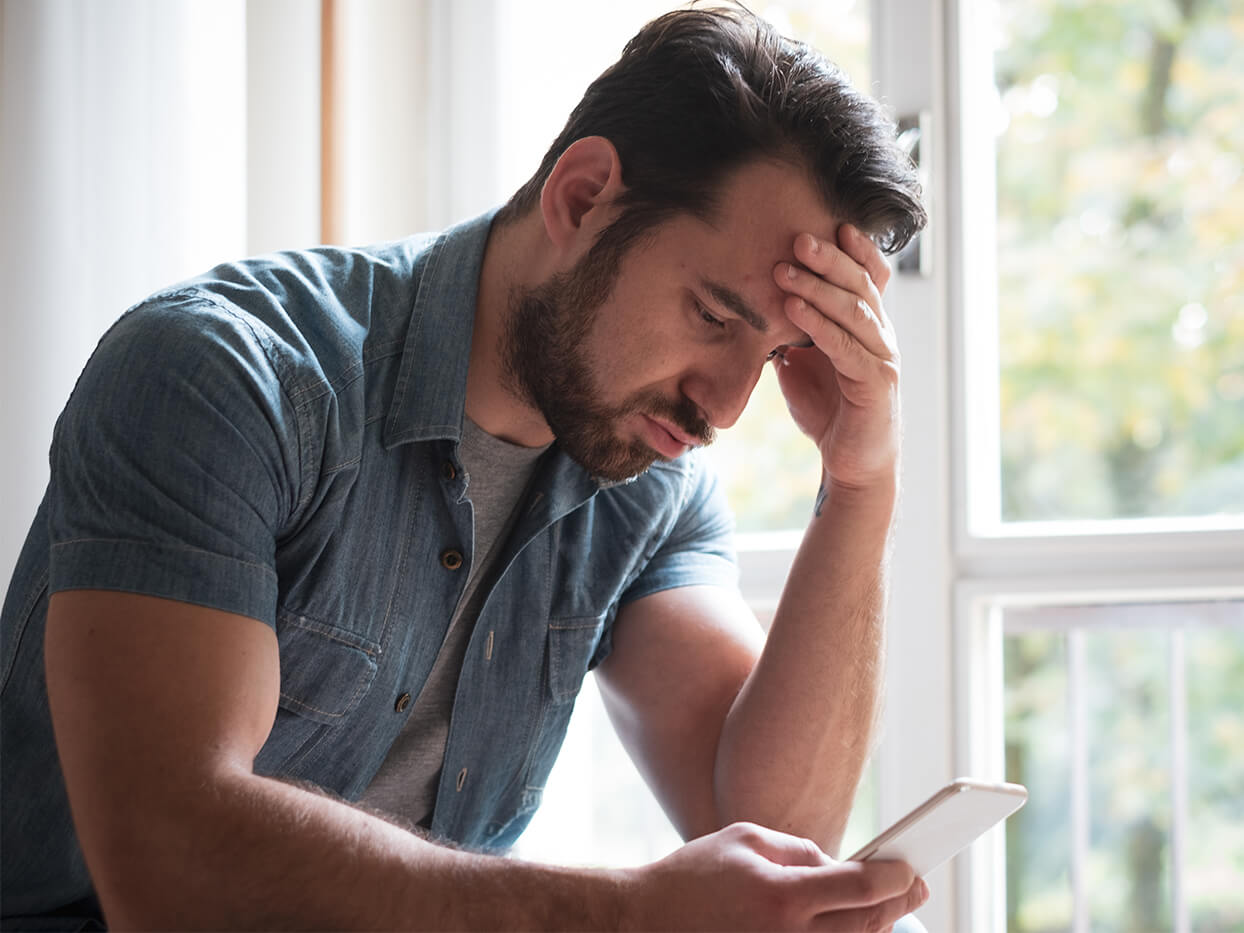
left=993, top=0, right=1244, bottom=523
left=1002, top=601, right=1244, bottom=932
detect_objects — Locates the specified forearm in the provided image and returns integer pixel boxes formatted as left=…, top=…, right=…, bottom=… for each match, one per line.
left=713, top=472, right=897, bottom=854
left=98, top=768, right=626, bottom=930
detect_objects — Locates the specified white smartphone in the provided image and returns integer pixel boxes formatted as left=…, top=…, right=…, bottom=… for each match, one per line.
left=847, top=778, right=1028, bottom=877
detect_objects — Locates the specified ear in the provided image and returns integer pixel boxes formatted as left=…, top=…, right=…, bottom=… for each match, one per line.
left=539, top=136, right=625, bottom=257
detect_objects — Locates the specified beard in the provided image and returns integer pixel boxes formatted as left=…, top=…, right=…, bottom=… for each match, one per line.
left=501, top=227, right=715, bottom=483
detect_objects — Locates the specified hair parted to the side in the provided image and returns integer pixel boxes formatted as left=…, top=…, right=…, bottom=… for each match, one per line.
left=495, top=2, right=926, bottom=255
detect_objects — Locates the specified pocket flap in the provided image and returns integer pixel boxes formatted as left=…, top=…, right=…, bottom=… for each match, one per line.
left=276, top=613, right=379, bottom=724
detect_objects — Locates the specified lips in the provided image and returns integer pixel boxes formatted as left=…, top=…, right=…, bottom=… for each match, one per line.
left=641, top=414, right=695, bottom=459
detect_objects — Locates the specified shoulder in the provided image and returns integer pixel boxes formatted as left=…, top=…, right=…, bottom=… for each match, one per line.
left=585, top=451, right=734, bottom=562
left=85, top=233, right=442, bottom=407
left=598, top=451, right=728, bottom=521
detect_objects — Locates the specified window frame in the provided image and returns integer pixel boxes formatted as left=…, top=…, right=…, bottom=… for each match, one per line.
left=935, top=0, right=1244, bottom=928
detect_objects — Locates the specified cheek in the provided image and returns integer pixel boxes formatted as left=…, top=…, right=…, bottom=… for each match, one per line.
left=592, top=310, right=684, bottom=382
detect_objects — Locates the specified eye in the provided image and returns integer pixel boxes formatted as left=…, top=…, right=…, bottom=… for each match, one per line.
left=694, top=298, right=726, bottom=330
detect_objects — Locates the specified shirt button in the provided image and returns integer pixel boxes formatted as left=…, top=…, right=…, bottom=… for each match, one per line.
left=442, top=460, right=457, bottom=481
left=440, top=548, right=464, bottom=571
left=394, top=692, right=411, bottom=713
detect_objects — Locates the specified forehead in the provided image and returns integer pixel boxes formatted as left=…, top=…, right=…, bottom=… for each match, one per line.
left=705, top=158, right=836, bottom=246
left=664, top=158, right=837, bottom=327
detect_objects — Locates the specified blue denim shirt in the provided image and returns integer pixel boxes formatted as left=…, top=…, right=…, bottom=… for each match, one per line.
left=0, top=211, right=737, bottom=920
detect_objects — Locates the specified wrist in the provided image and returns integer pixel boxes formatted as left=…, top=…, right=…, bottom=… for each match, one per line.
left=816, top=468, right=898, bottom=516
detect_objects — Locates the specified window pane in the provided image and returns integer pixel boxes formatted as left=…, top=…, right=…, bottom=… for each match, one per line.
left=1004, top=629, right=1073, bottom=932
left=993, top=0, right=1244, bottom=523
left=1002, top=601, right=1244, bottom=933
left=703, top=0, right=870, bottom=533
left=1186, top=624, right=1244, bottom=932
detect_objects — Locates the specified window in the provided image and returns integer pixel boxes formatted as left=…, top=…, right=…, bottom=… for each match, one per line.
left=948, top=0, right=1244, bottom=930
left=991, top=0, right=1244, bottom=527
left=1001, top=601, right=1244, bottom=933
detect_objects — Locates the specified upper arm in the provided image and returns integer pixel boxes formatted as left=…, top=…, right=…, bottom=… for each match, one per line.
left=44, top=590, right=280, bottom=910
left=46, top=297, right=300, bottom=622
left=595, top=584, right=763, bottom=841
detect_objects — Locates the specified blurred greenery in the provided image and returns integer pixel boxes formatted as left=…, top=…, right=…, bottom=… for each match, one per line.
left=1004, top=607, right=1244, bottom=933
left=995, top=0, right=1244, bottom=522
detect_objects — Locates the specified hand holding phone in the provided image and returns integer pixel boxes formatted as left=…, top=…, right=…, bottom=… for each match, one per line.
left=847, top=778, right=1027, bottom=877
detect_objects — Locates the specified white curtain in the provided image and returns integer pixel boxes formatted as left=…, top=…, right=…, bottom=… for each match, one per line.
left=0, top=0, right=248, bottom=581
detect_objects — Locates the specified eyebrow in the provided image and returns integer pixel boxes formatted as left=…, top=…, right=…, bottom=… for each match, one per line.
left=702, top=278, right=769, bottom=333
left=702, top=277, right=815, bottom=349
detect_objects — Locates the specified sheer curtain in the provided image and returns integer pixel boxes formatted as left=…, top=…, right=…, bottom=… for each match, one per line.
left=0, top=0, right=248, bottom=581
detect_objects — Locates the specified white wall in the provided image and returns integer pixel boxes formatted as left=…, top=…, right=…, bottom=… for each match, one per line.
left=0, top=0, right=248, bottom=584
left=246, top=0, right=322, bottom=253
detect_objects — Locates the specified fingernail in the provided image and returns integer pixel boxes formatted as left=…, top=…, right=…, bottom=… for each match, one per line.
left=805, top=234, right=821, bottom=253
left=785, top=262, right=798, bottom=280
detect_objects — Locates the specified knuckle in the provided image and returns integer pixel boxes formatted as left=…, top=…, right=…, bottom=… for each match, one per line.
left=852, top=298, right=872, bottom=326
left=797, top=835, right=823, bottom=864
left=868, top=278, right=886, bottom=307
left=729, top=820, right=764, bottom=845
left=855, top=267, right=873, bottom=296
left=834, top=330, right=856, bottom=360
left=861, top=903, right=892, bottom=932
left=848, top=871, right=880, bottom=902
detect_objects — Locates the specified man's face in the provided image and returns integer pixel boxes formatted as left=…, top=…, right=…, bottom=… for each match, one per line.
left=504, top=158, right=833, bottom=482
left=503, top=229, right=717, bottom=482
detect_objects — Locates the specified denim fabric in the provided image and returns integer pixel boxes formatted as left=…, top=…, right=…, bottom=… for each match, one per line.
left=0, top=211, right=737, bottom=918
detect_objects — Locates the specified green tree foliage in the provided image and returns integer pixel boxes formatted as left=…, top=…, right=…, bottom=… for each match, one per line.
left=996, top=0, right=1244, bottom=521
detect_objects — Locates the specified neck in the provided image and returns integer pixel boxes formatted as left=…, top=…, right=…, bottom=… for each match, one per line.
left=467, top=211, right=556, bottom=447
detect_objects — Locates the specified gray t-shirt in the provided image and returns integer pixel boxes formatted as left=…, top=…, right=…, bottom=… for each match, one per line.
left=358, top=417, right=548, bottom=825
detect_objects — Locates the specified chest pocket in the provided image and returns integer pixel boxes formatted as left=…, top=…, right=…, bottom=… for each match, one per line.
left=546, top=615, right=608, bottom=704
left=275, top=612, right=380, bottom=724
left=523, top=614, right=607, bottom=782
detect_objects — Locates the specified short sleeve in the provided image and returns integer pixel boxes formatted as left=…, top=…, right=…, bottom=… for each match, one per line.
left=45, top=293, right=302, bottom=626
left=619, top=453, right=739, bottom=606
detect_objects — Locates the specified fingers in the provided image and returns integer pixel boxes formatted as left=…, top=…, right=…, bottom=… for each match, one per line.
left=793, top=229, right=887, bottom=319
left=802, top=867, right=928, bottom=933
left=773, top=229, right=898, bottom=376
left=837, top=224, right=893, bottom=294
left=791, top=858, right=915, bottom=911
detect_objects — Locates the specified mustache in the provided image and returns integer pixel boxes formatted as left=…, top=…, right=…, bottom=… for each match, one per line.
left=636, top=392, right=716, bottom=447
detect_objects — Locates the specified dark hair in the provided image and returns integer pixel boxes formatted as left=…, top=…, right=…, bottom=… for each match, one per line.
left=496, top=3, right=926, bottom=254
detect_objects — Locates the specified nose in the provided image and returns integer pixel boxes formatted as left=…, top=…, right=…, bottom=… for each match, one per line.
left=682, top=359, right=765, bottom=431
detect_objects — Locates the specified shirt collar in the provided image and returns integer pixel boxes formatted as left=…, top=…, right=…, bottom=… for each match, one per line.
left=381, top=207, right=644, bottom=492
left=383, top=209, right=497, bottom=449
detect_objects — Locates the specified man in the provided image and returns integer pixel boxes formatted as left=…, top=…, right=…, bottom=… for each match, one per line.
left=1, top=6, right=928, bottom=930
